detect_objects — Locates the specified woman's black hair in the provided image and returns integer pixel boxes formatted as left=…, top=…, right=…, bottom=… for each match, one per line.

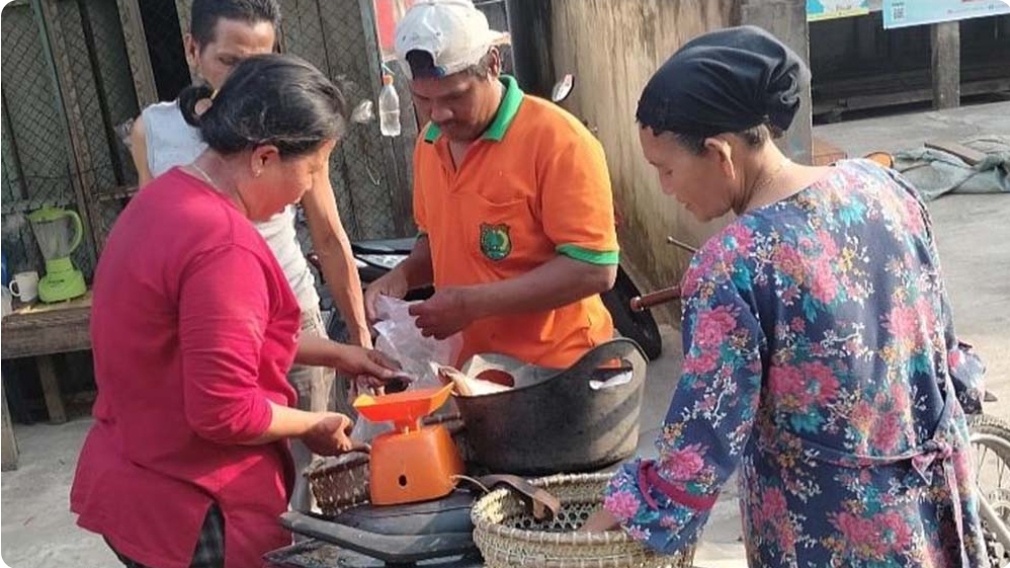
left=673, top=123, right=785, bottom=156
left=190, top=0, right=281, bottom=48
left=178, top=54, right=347, bottom=158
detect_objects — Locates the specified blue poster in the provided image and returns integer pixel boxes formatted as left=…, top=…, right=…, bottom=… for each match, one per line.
left=883, top=0, right=1010, bottom=28
left=807, top=0, right=870, bottom=21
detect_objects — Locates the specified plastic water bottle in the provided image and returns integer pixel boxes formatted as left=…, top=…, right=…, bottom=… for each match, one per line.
left=379, top=74, right=401, bottom=137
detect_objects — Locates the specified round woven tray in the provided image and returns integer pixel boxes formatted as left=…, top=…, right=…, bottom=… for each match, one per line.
left=306, top=414, right=469, bottom=516
left=472, top=473, right=695, bottom=568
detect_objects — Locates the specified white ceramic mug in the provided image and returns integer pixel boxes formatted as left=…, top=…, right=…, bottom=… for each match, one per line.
left=8, top=271, right=39, bottom=303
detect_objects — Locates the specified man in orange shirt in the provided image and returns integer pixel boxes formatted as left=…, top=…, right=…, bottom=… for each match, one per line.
left=365, top=0, right=619, bottom=369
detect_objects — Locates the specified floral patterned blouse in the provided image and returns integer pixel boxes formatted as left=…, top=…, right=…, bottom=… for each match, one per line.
left=604, top=160, right=989, bottom=567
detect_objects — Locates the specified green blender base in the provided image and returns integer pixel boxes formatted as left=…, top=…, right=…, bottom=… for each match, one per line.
left=39, top=257, right=87, bottom=303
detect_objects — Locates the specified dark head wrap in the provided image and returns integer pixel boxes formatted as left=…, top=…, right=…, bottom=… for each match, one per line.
left=636, top=25, right=809, bottom=138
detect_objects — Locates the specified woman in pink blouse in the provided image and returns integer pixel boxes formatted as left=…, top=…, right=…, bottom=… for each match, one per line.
left=71, top=54, right=396, bottom=568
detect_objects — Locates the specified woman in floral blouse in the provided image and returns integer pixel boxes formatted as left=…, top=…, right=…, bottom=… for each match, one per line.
left=581, top=26, right=989, bottom=567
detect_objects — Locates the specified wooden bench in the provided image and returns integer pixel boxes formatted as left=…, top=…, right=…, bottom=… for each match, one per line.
left=1, top=293, right=92, bottom=425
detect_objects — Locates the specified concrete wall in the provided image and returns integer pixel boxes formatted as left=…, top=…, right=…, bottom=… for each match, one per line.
left=539, top=0, right=810, bottom=323
left=740, top=0, right=812, bottom=163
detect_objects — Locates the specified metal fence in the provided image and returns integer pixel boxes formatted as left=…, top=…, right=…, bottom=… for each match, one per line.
left=2, top=0, right=515, bottom=284
left=281, top=0, right=418, bottom=240
left=1, top=0, right=141, bottom=279
left=475, top=0, right=514, bottom=74
left=137, top=0, right=191, bottom=101
left=175, top=0, right=418, bottom=241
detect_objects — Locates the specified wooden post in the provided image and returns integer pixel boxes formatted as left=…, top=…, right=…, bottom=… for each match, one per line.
left=32, top=0, right=103, bottom=258
left=1, top=374, right=19, bottom=471
left=175, top=0, right=197, bottom=83
left=36, top=355, right=67, bottom=424
left=116, top=0, right=159, bottom=108
left=741, top=0, right=813, bottom=164
left=930, top=21, right=960, bottom=110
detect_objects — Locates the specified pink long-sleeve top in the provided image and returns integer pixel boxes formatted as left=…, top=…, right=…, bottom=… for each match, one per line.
left=71, top=168, right=301, bottom=568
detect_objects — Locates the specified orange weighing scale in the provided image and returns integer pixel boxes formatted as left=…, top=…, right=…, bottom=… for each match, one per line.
left=275, top=383, right=563, bottom=566
left=353, top=383, right=465, bottom=505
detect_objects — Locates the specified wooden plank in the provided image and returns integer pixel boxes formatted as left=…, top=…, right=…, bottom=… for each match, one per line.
left=1, top=375, right=19, bottom=471
left=814, top=76, right=1010, bottom=116
left=0, top=294, right=92, bottom=360
left=812, top=55, right=1009, bottom=97
left=814, top=87, right=928, bottom=115
left=115, top=0, right=159, bottom=108
left=36, top=355, right=66, bottom=424
left=930, top=21, right=960, bottom=110
left=0, top=310, right=91, bottom=359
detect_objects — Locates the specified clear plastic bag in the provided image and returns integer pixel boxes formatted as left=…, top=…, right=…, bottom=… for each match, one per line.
left=350, top=296, right=462, bottom=442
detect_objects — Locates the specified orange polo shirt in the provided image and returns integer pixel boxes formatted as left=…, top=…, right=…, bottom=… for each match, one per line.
left=413, top=76, right=618, bottom=368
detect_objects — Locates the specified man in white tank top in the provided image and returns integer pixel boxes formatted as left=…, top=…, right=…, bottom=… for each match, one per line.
left=128, top=0, right=370, bottom=513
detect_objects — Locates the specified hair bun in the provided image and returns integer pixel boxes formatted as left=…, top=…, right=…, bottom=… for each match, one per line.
left=178, top=83, right=215, bottom=127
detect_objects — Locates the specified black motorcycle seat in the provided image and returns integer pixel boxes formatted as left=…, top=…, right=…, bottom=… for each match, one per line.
left=328, top=489, right=475, bottom=536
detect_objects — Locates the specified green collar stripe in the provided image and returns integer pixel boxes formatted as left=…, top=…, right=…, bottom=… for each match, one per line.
left=484, top=75, right=523, bottom=141
left=557, top=245, right=620, bottom=266
left=423, top=75, right=524, bottom=143
left=424, top=122, right=439, bottom=143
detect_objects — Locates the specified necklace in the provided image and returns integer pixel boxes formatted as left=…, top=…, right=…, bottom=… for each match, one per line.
left=189, top=162, right=218, bottom=190
left=752, top=157, right=790, bottom=197
left=738, top=156, right=791, bottom=215
left=189, top=160, right=254, bottom=215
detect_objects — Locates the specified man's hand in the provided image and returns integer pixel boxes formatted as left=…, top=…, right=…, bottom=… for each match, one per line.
left=578, top=509, right=621, bottom=533
left=302, top=413, right=355, bottom=456
left=408, top=287, right=478, bottom=339
left=364, top=268, right=410, bottom=322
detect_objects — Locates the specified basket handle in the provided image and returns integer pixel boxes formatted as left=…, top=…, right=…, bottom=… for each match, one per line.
left=476, top=474, right=561, bottom=522
left=303, top=444, right=371, bottom=478
left=564, top=338, right=647, bottom=386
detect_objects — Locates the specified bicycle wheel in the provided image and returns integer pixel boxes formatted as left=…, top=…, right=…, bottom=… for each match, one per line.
left=967, top=413, right=1010, bottom=567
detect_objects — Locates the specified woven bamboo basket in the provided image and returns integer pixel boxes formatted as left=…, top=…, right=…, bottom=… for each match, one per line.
left=471, top=473, right=695, bottom=568
left=306, top=414, right=469, bottom=516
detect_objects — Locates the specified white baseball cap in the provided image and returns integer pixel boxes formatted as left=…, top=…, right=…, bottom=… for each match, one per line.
left=395, top=0, right=510, bottom=78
